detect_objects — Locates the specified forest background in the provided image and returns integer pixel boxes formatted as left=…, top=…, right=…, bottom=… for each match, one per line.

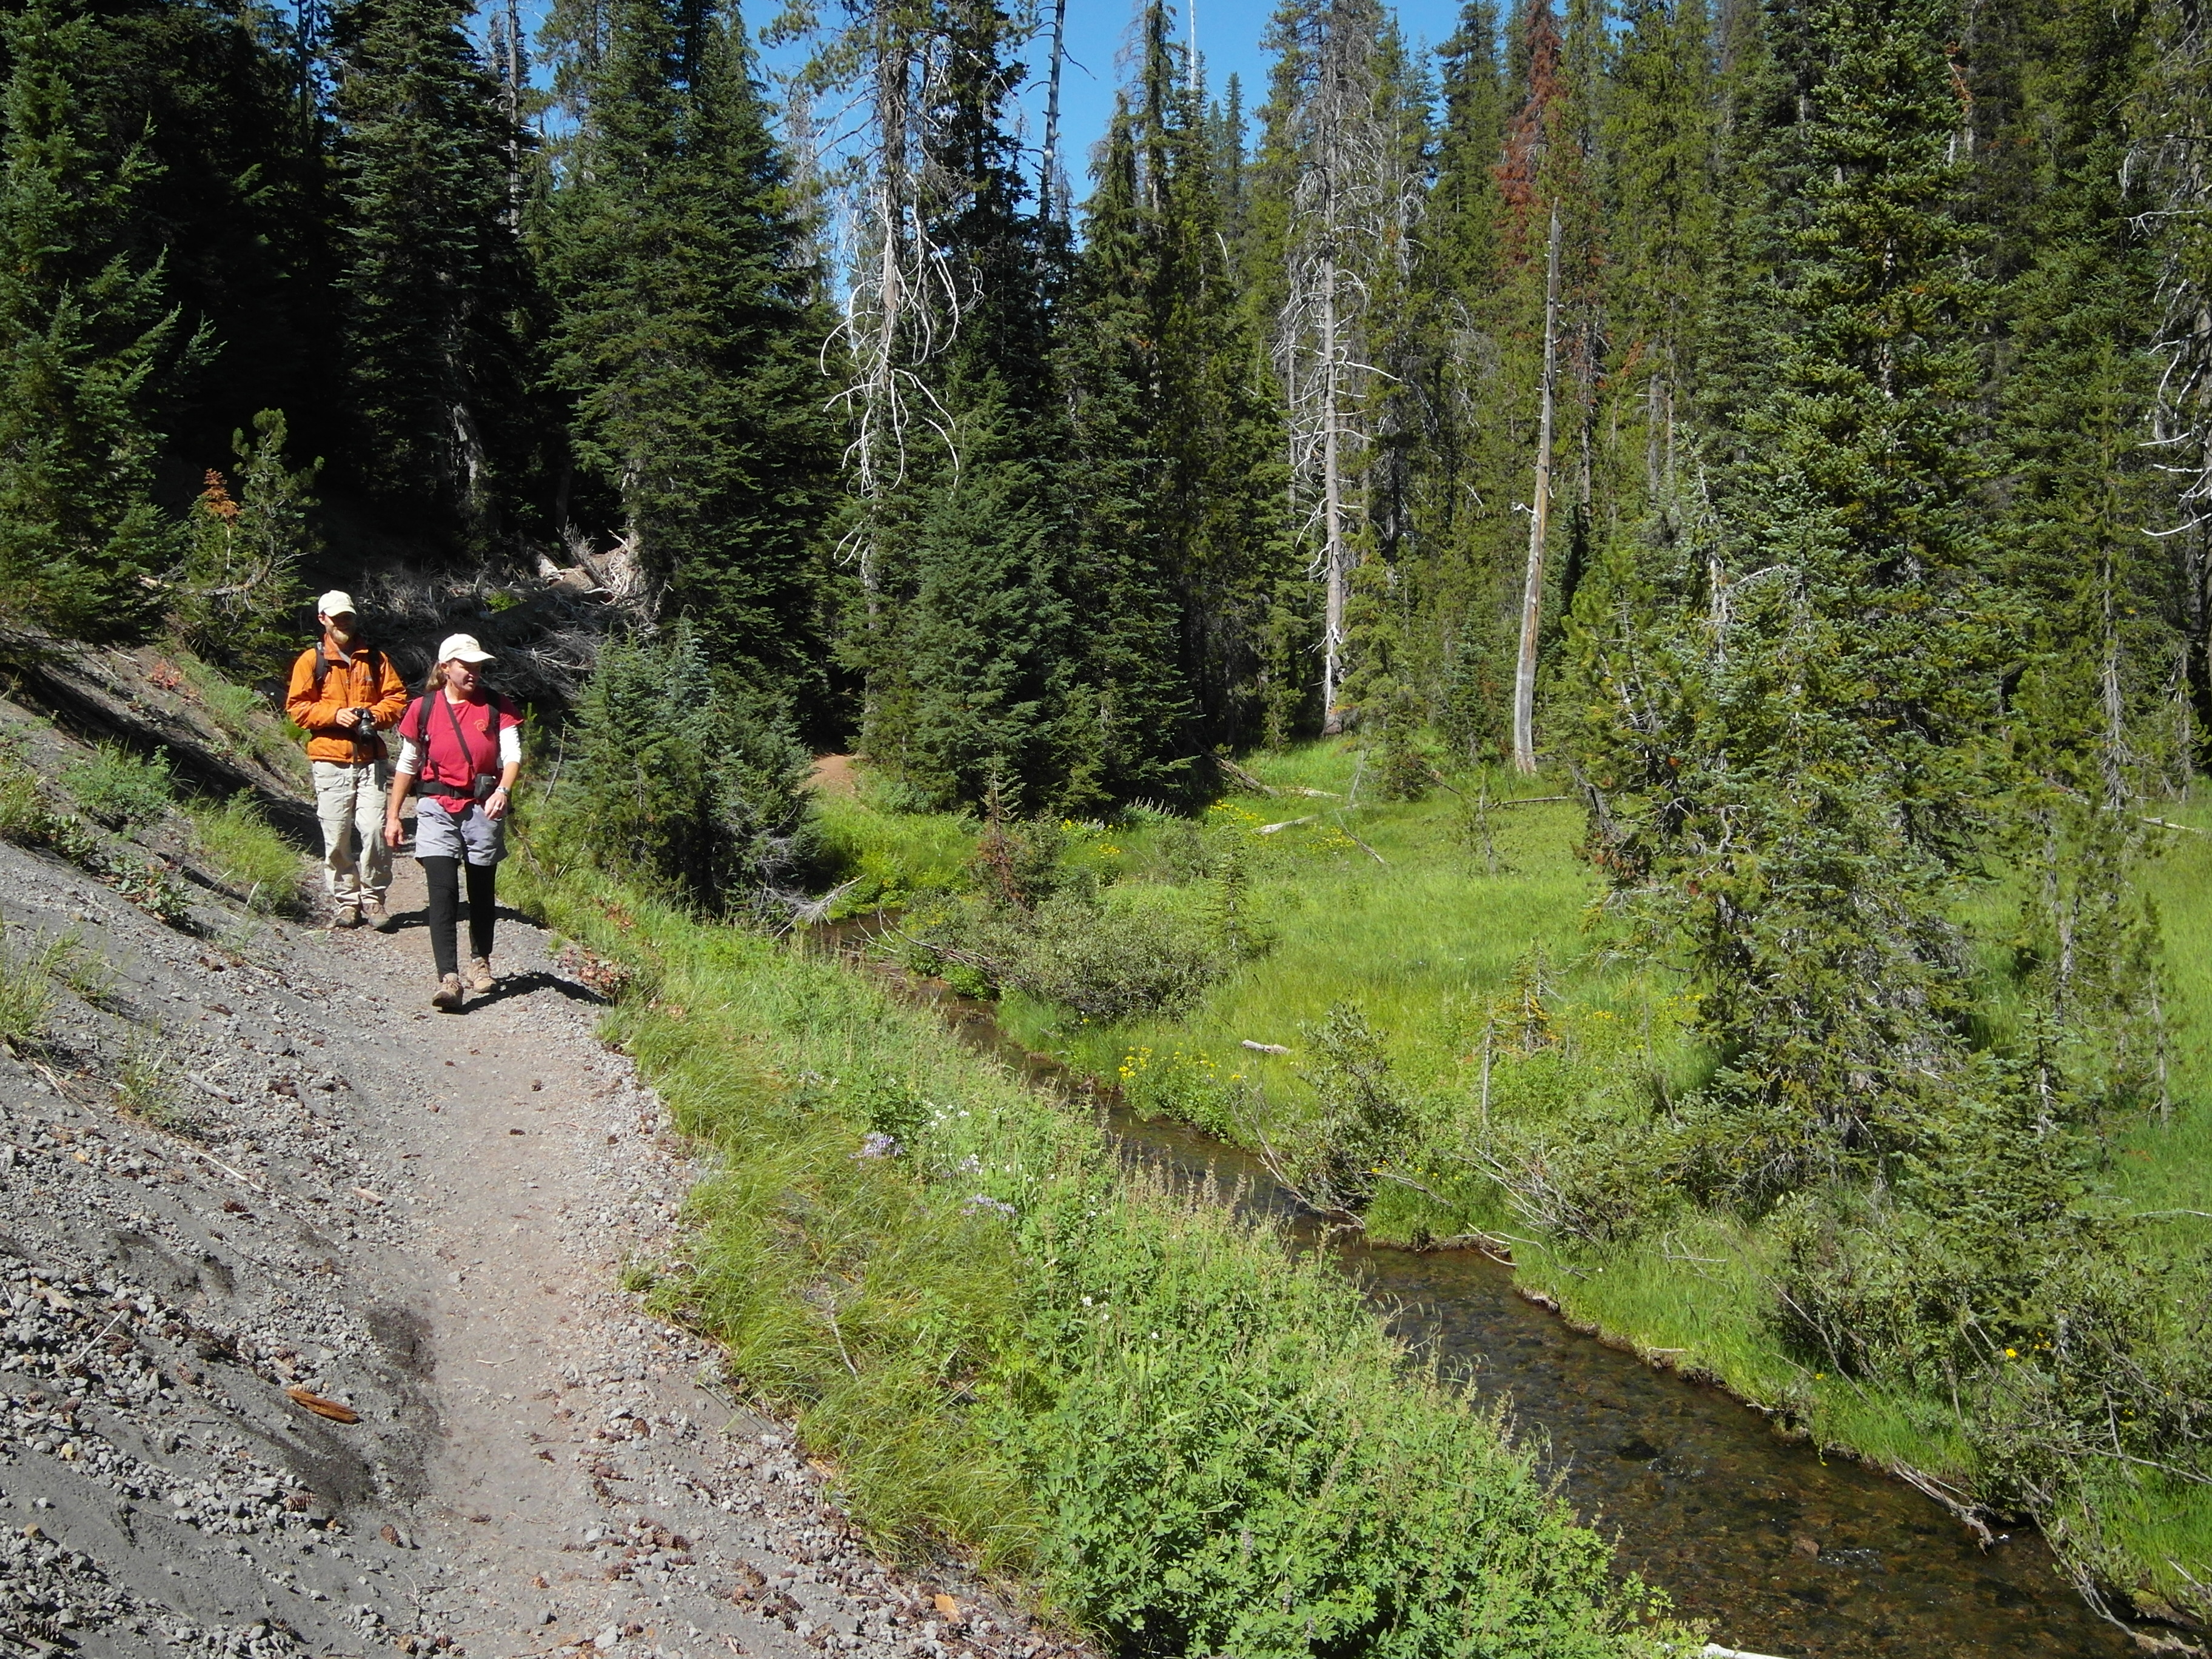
left=13, top=0, right=2212, bottom=1632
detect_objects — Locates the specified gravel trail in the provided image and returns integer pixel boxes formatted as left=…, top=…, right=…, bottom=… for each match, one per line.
left=0, top=830, right=1082, bottom=1659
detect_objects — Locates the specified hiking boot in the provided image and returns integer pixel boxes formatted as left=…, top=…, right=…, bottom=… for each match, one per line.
left=364, top=897, right=398, bottom=933
left=465, top=956, right=495, bottom=993
left=431, top=973, right=464, bottom=1013
left=332, top=903, right=361, bottom=930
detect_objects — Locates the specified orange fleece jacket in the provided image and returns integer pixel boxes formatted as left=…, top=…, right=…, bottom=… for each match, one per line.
left=284, top=642, right=411, bottom=764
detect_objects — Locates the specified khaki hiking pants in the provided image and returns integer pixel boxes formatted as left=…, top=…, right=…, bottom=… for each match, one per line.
left=312, top=759, right=389, bottom=905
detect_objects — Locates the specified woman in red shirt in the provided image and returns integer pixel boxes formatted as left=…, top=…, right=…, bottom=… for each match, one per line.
left=384, top=634, right=524, bottom=1011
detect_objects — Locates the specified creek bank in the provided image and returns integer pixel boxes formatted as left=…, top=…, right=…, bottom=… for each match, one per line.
left=812, top=924, right=2168, bottom=1659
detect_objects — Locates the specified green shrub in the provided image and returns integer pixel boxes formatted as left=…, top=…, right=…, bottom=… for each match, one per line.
left=1117, top=1044, right=1251, bottom=1140
left=555, top=625, right=814, bottom=912
left=191, top=793, right=305, bottom=913
left=62, top=742, right=173, bottom=829
left=1000, top=892, right=1228, bottom=1022
left=110, top=858, right=194, bottom=926
left=167, top=409, right=314, bottom=677
left=1009, top=1180, right=1664, bottom=1657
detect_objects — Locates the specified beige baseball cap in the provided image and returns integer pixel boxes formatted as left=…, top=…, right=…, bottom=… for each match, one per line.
left=437, top=633, right=495, bottom=665
left=317, top=590, right=357, bottom=617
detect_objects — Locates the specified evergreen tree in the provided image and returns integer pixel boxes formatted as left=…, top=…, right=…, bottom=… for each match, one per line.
left=543, top=0, right=840, bottom=717
left=1575, top=0, right=2007, bottom=1202
left=329, top=0, right=530, bottom=543
left=172, top=408, right=319, bottom=675
left=28, top=0, right=335, bottom=473
left=862, top=0, right=1082, bottom=809
left=1407, top=0, right=1517, bottom=762
left=1064, top=1, right=1293, bottom=796
left=0, top=0, right=187, bottom=634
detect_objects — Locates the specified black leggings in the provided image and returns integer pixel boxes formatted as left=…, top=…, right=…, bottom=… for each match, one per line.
left=421, top=856, right=498, bottom=978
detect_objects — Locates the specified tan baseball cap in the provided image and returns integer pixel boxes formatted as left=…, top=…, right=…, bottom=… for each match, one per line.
left=437, top=633, right=495, bottom=665
left=317, top=590, right=357, bottom=617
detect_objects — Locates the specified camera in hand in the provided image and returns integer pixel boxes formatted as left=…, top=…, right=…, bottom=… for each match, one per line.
left=350, top=708, right=378, bottom=745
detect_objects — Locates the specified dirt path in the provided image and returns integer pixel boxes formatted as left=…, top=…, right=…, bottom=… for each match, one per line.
left=0, top=833, right=1076, bottom=1659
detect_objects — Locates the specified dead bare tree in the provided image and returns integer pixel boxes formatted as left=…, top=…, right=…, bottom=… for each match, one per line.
left=779, top=0, right=985, bottom=621
left=1271, top=0, right=1407, bottom=732
left=1512, top=206, right=1562, bottom=774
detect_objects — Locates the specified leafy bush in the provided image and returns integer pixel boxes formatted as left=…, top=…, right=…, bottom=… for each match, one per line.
left=1769, top=1053, right=2212, bottom=1560
left=1118, top=1045, right=1250, bottom=1139
left=1000, top=892, right=1227, bottom=1022
left=1009, top=1181, right=1667, bottom=1657
left=62, top=742, right=173, bottom=828
left=509, top=862, right=1673, bottom=1658
left=110, top=858, right=194, bottom=925
left=1281, top=1001, right=1415, bottom=1213
left=556, top=625, right=814, bottom=912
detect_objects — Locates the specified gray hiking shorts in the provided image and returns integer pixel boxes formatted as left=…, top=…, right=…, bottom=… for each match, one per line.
left=412, top=797, right=506, bottom=866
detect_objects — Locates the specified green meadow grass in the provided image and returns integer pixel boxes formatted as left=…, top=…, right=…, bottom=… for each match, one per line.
left=819, top=741, right=2212, bottom=1612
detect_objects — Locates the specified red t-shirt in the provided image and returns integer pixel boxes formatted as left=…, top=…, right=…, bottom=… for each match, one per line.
left=402, top=690, right=521, bottom=811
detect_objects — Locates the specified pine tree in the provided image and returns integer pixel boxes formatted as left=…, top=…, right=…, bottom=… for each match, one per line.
left=542, top=0, right=840, bottom=716
left=1601, top=0, right=1718, bottom=518
left=329, top=0, right=529, bottom=543
left=49, top=0, right=334, bottom=473
left=1064, top=1, right=1293, bottom=797
left=863, top=0, right=1081, bottom=809
left=171, top=409, right=319, bottom=675
left=1576, top=0, right=2007, bottom=1201
left=0, top=0, right=188, bottom=635
left=1408, top=0, right=1517, bottom=763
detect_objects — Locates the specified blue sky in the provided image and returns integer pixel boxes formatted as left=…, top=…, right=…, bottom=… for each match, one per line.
left=503, top=0, right=1470, bottom=209
left=980, top=0, right=1466, bottom=196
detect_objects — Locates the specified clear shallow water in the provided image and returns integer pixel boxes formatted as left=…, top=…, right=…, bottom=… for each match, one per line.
left=819, top=925, right=2152, bottom=1657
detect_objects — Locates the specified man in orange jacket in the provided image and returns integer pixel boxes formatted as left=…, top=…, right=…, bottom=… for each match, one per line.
left=285, top=591, right=410, bottom=929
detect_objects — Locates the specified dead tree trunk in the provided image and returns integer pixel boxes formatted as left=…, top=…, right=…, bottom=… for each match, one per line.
left=1320, top=255, right=1347, bottom=730
left=1512, top=206, right=1563, bottom=775
left=1041, top=0, right=1068, bottom=220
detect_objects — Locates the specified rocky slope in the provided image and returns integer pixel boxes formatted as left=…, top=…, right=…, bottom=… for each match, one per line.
left=0, top=659, right=1085, bottom=1659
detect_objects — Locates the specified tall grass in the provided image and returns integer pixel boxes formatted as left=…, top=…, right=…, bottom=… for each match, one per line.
left=508, top=849, right=1676, bottom=1655
left=180, top=654, right=312, bottom=786
left=189, top=793, right=306, bottom=914
left=809, top=787, right=977, bottom=914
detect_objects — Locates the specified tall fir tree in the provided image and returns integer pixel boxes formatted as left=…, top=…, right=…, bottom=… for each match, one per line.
left=1574, top=0, right=2008, bottom=1201
left=0, top=0, right=187, bottom=634
left=1064, top=0, right=1293, bottom=796
left=329, top=0, right=531, bottom=545
left=543, top=0, right=840, bottom=719
left=860, top=0, right=1082, bottom=808
left=1407, top=0, right=1517, bottom=762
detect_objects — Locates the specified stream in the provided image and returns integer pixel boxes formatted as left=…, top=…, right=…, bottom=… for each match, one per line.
left=817, top=925, right=2153, bottom=1658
